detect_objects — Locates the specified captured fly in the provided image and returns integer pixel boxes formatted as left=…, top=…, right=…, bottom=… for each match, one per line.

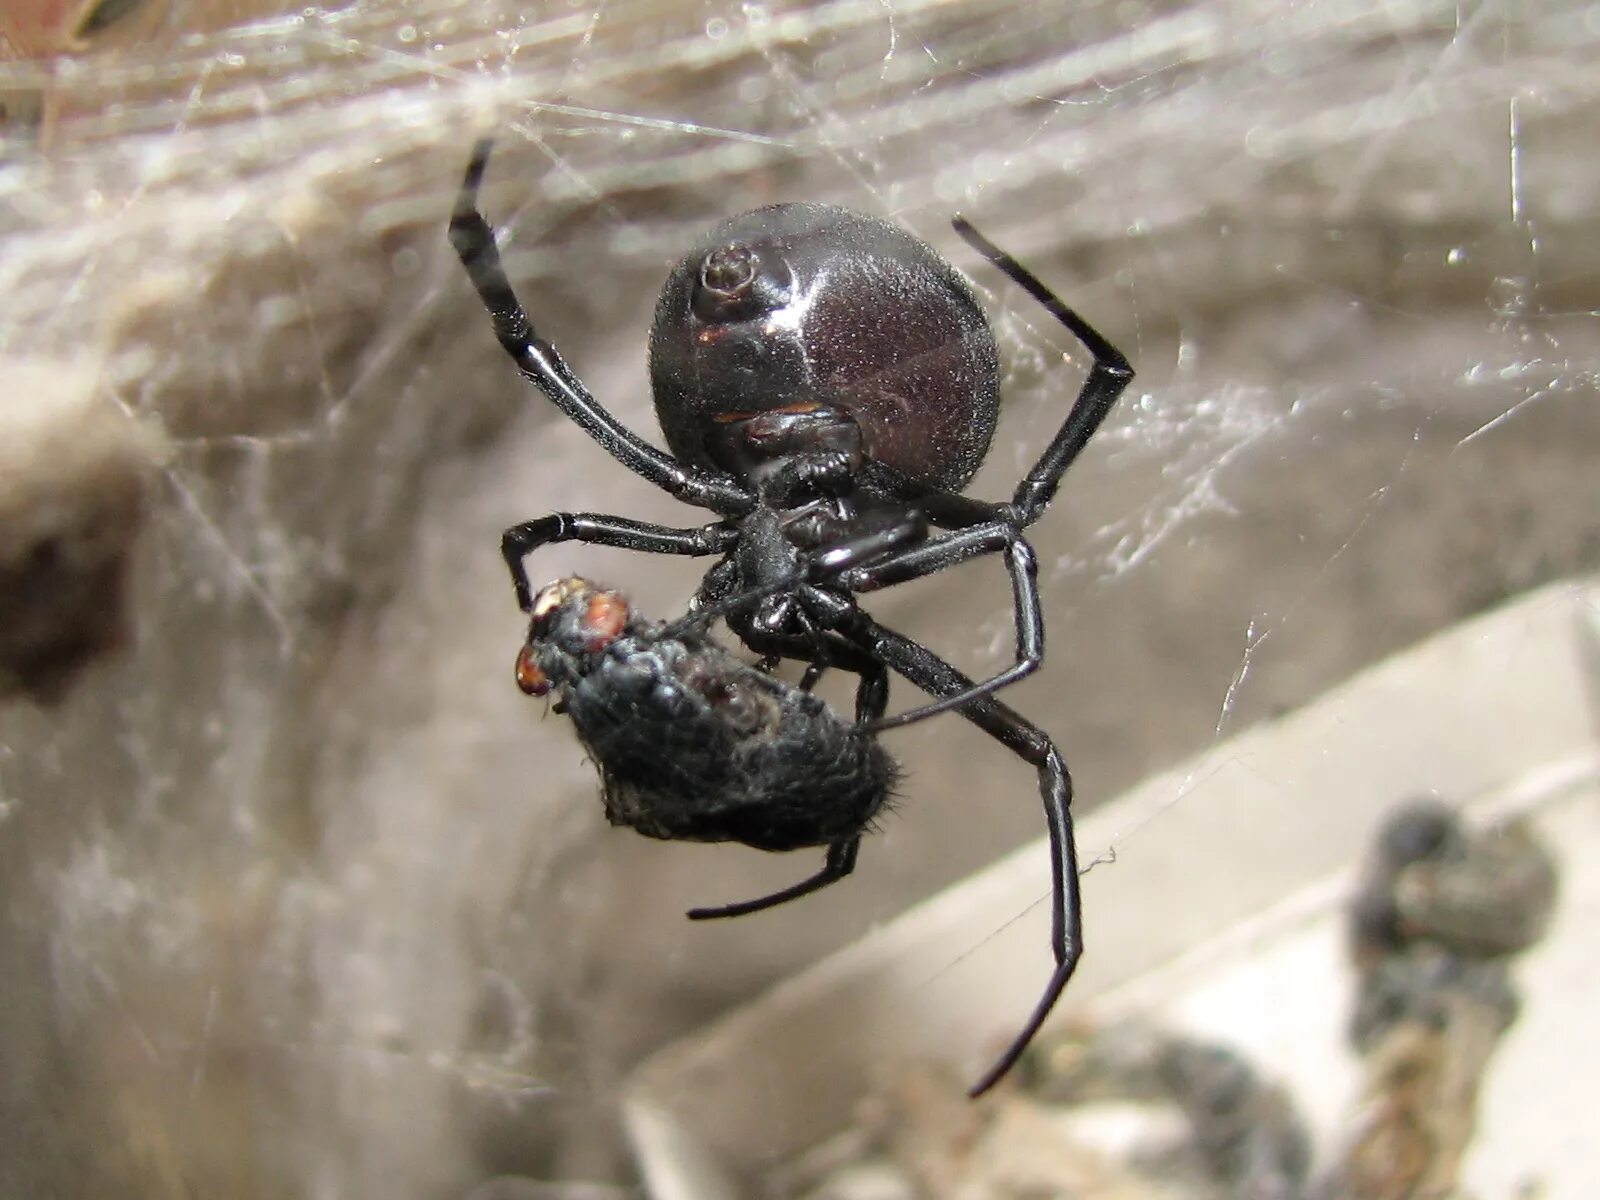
left=516, top=577, right=897, bottom=917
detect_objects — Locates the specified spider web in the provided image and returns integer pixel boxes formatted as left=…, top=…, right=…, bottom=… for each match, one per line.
left=0, top=0, right=1597, bottom=1195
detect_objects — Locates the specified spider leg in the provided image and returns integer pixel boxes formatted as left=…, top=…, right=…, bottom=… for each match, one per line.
left=834, top=521, right=1044, bottom=731
left=687, top=644, right=889, bottom=921
left=687, top=838, right=860, bottom=920
left=502, top=512, right=734, bottom=612
left=754, top=650, right=826, bottom=692
left=450, top=140, right=752, bottom=515
left=669, top=513, right=1039, bottom=729
left=844, top=615, right=1080, bottom=1098
left=786, top=603, right=838, bottom=693
left=743, top=628, right=881, bottom=679
left=952, top=217, right=1134, bottom=527
left=692, top=559, right=840, bottom=686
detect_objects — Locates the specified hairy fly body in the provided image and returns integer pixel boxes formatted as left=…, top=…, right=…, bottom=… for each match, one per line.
left=517, top=577, right=895, bottom=918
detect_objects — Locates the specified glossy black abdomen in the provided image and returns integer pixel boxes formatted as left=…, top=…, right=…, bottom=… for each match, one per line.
left=649, top=203, right=1000, bottom=493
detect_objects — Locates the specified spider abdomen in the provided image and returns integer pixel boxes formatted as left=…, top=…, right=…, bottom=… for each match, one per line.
left=649, top=203, right=1000, bottom=492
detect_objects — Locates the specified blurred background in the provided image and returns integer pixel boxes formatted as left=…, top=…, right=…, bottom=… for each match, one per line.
left=1, top=0, right=1596, bottom=1195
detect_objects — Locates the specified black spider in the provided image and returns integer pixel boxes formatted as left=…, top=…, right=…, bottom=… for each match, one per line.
left=450, top=140, right=1133, bottom=1096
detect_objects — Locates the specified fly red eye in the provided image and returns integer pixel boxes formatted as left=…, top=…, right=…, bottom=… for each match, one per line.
left=578, top=591, right=629, bottom=651
left=514, top=644, right=549, bottom=696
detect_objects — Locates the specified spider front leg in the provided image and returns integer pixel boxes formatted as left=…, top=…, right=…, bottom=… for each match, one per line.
left=449, top=140, right=751, bottom=515
left=844, top=615, right=1081, bottom=1099
left=501, top=512, right=734, bottom=612
left=836, top=521, right=1045, bottom=731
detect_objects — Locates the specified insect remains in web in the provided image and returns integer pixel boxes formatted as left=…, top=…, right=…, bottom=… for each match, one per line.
left=451, top=138, right=1134, bottom=1096
left=517, top=576, right=898, bottom=917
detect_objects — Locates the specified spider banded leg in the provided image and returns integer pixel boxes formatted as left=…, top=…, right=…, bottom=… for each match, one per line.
left=687, top=646, right=889, bottom=921
left=502, top=513, right=734, bottom=611
left=450, top=140, right=750, bottom=514
left=952, top=217, right=1134, bottom=527
left=846, top=616, right=1080, bottom=1098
